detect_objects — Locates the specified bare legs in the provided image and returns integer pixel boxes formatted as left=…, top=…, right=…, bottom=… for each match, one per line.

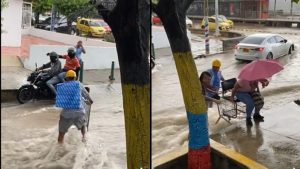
left=57, top=126, right=86, bottom=144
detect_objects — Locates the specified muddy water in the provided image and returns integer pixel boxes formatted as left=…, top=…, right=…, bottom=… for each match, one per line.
left=152, top=28, right=300, bottom=168
left=1, top=84, right=126, bottom=169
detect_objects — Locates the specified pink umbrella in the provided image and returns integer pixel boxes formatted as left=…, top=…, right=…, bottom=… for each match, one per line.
left=238, top=59, right=284, bottom=81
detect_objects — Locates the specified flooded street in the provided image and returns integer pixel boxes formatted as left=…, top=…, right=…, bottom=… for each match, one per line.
left=152, top=26, right=300, bottom=168
left=1, top=84, right=127, bottom=169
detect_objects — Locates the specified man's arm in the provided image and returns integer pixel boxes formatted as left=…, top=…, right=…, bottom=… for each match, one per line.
left=230, top=82, right=241, bottom=102
left=37, top=62, right=51, bottom=71
left=81, top=46, right=86, bottom=54
left=58, top=55, right=65, bottom=59
left=80, top=83, right=93, bottom=104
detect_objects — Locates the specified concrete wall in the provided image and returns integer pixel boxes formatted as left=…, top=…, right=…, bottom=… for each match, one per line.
left=23, top=27, right=116, bottom=47
left=221, top=32, right=245, bottom=51
left=23, top=45, right=119, bottom=70
left=152, top=26, right=192, bottom=49
left=1, top=0, right=23, bottom=47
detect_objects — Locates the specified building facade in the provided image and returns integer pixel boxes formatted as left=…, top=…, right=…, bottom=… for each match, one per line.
left=187, top=0, right=269, bottom=19
left=1, top=0, right=24, bottom=47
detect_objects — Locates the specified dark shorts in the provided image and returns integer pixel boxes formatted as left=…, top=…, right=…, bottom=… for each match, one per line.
left=59, top=115, right=87, bottom=133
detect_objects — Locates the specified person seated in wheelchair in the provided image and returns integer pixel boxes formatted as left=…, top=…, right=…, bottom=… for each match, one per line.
left=200, top=71, right=222, bottom=108
left=230, top=78, right=269, bottom=126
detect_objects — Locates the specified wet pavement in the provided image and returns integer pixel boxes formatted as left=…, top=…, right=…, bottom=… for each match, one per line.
left=211, top=102, right=300, bottom=169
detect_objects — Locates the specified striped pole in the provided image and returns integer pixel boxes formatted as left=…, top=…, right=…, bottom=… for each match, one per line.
left=205, top=17, right=210, bottom=55
left=204, top=0, right=210, bottom=54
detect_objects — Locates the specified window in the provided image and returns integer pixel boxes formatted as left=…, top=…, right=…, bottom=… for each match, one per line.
left=240, top=36, right=265, bottom=45
left=267, top=37, right=276, bottom=44
left=208, top=18, right=215, bottom=23
left=80, top=20, right=85, bottom=24
left=275, top=36, right=285, bottom=43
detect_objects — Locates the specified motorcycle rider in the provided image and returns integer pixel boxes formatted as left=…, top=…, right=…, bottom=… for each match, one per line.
left=36, top=51, right=62, bottom=96
left=57, top=47, right=81, bottom=82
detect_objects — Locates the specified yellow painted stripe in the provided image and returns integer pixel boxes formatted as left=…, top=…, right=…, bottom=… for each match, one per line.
left=122, top=84, right=150, bottom=169
left=173, top=52, right=207, bottom=114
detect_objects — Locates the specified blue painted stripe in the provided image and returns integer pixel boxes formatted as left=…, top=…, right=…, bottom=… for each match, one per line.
left=187, top=112, right=209, bottom=149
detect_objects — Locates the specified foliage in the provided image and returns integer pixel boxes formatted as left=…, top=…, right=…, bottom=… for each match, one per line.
left=1, top=0, right=8, bottom=10
left=1, top=0, right=8, bottom=33
left=32, top=0, right=52, bottom=15
left=53, top=0, right=96, bottom=18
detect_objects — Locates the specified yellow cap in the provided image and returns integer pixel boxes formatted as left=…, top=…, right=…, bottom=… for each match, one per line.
left=212, top=59, right=221, bottom=67
left=65, top=70, right=76, bottom=78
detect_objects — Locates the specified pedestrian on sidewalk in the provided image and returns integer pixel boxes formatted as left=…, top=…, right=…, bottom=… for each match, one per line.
left=57, top=47, right=81, bottom=82
left=75, top=40, right=86, bottom=66
left=207, top=59, right=225, bottom=93
left=230, top=79, right=269, bottom=126
left=37, top=52, right=62, bottom=95
left=56, top=70, right=93, bottom=144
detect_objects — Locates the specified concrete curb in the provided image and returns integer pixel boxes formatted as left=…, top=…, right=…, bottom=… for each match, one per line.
left=193, top=49, right=233, bottom=59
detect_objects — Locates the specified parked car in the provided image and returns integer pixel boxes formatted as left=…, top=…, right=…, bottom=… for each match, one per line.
left=186, top=17, right=193, bottom=28
left=45, top=18, right=77, bottom=35
left=212, top=15, right=234, bottom=28
left=152, top=15, right=161, bottom=25
left=94, top=19, right=111, bottom=33
left=76, top=18, right=106, bottom=38
left=234, top=33, right=295, bottom=61
left=152, top=15, right=193, bottom=28
left=201, top=17, right=230, bottom=31
left=35, top=17, right=53, bottom=30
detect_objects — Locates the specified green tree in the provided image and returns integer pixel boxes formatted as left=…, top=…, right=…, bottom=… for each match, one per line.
left=32, top=0, right=52, bottom=24
left=53, top=0, right=92, bottom=18
left=1, top=0, right=8, bottom=33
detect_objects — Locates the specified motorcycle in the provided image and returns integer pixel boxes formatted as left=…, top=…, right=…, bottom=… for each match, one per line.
left=17, top=63, right=57, bottom=104
left=17, top=63, right=91, bottom=104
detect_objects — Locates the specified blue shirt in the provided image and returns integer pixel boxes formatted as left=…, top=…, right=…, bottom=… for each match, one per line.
left=75, top=47, right=83, bottom=61
left=207, top=68, right=223, bottom=91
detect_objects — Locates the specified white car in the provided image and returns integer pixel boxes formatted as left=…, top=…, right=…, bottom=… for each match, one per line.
left=186, top=17, right=193, bottom=28
left=234, top=33, right=295, bottom=61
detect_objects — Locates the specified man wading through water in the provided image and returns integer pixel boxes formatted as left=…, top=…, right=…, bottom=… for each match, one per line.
left=55, top=70, right=93, bottom=143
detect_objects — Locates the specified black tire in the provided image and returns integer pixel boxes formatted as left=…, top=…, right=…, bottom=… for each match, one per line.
left=288, top=46, right=292, bottom=54
left=17, top=86, right=35, bottom=104
left=76, top=29, right=80, bottom=36
left=266, top=52, right=273, bottom=59
left=88, top=32, right=92, bottom=37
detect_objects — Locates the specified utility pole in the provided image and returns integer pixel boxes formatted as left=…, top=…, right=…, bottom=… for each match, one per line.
left=204, top=0, right=209, bottom=54
left=215, top=0, right=219, bottom=36
left=291, top=0, right=294, bottom=20
left=50, top=4, right=56, bottom=31
left=274, top=0, right=277, bottom=17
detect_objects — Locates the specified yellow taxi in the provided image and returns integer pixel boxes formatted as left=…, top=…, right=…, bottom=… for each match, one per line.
left=201, top=16, right=231, bottom=32
left=213, top=15, right=234, bottom=28
left=76, top=18, right=106, bottom=38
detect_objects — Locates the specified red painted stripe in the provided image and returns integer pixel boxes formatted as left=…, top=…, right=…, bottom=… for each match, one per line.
left=188, top=145, right=211, bottom=169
